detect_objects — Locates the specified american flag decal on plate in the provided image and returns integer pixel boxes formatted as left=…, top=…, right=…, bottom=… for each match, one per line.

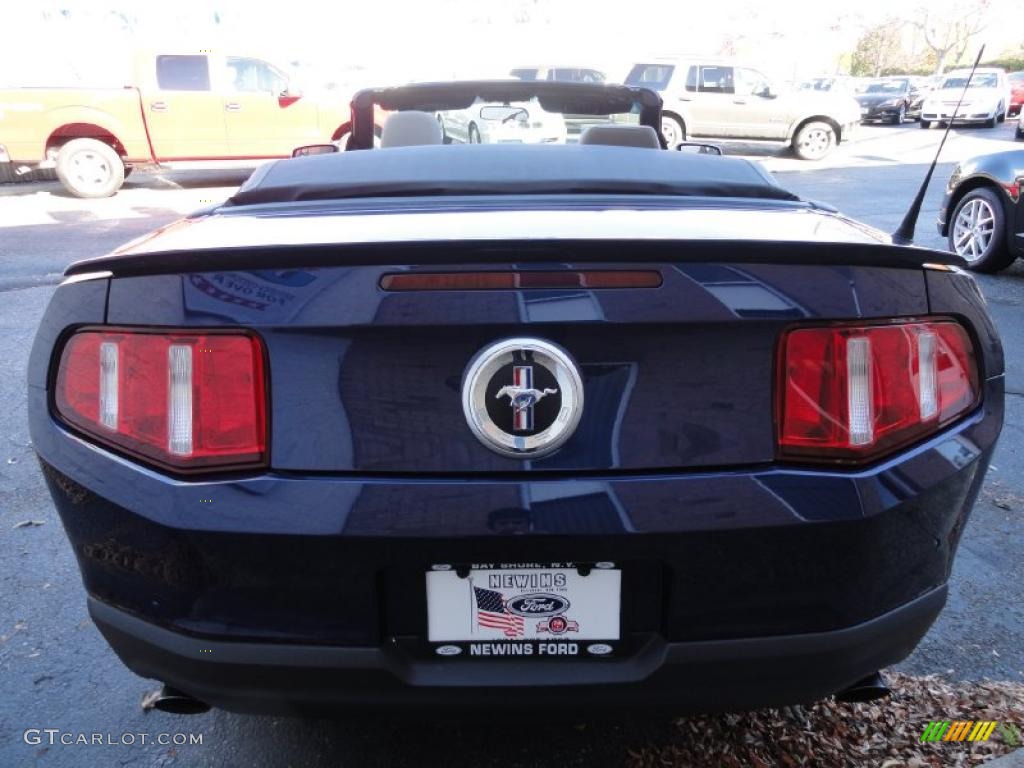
left=473, top=585, right=525, bottom=637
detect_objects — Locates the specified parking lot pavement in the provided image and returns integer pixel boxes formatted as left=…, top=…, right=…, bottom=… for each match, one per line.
left=0, top=124, right=1021, bottom=767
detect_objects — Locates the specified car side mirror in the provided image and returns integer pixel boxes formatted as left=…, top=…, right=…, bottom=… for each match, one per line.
left=292, top=144, right=338, bottom=158
left=676, top=142, right=722, bottom=156
left=279, top=87, right=303, bottom=106
left=756, top=85, right=775, bottom=99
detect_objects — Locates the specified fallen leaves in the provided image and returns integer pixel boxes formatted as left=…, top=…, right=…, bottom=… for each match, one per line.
left=627, top=673, right=1024, bottom=768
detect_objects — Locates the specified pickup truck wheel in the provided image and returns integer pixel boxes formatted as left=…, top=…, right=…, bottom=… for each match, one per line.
left=55, top=138, right=124, bottom=198
left=792, top=121, right=835, bottom=160
left=920, top=120, right=931, bottom=129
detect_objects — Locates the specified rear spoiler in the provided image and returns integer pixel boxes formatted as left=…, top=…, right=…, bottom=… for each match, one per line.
left=66, top=238, right=964, bottom=278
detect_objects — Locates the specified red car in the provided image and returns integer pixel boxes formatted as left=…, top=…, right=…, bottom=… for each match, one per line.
left=1010, top=72, right=1024, bottom=117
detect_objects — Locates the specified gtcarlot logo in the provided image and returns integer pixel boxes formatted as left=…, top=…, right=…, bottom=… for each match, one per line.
left=23, top=729, right=203, bottom=747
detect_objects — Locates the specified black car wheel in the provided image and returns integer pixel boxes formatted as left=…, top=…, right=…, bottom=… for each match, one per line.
left=1016, top=124, right=1024, bottom=140
left=920, top=120, right=931, bottom=129
left=891, top=105, right=906, bottom=125
left=949, top=187, right=1013, bottom=273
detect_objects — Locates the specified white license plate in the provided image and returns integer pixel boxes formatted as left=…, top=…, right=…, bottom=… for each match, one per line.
left=426, top=564, right=620, bottom=642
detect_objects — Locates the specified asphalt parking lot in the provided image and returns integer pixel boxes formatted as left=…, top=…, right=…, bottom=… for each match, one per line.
left=0, top=121, right=1022, bottom=767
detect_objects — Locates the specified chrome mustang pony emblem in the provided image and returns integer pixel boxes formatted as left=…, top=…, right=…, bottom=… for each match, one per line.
left=462, top=338, right=584, bottom=458
left=495, top=368, right=558, bottom=432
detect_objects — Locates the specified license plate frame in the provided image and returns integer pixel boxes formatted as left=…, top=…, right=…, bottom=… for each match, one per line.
left=425, top=562, right=621, bottom=658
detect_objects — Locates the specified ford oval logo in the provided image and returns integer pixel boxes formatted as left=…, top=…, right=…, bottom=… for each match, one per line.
left=587, top=643, right=613, bottom=656
left=505, top=593, right=570, bottom=618
left=435, top=645, right=462, bottom=656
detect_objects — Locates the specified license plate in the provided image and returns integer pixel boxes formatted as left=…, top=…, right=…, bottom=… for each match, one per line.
left=426, top=563, right=620, bottom=643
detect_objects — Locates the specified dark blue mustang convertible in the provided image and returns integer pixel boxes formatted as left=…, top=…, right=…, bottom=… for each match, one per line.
left=28, top=81, right=1004, bottom=716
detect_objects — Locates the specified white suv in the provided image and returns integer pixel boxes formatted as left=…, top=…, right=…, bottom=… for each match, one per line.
left=625, top=59, right=861, bottom=160
left=920, top=68, right=1011, bottom=129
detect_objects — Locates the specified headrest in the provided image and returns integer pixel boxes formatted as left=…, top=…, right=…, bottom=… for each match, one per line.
left=580, top=124, right=661, bottom=149
left=380, top=111, right=444, bottom=148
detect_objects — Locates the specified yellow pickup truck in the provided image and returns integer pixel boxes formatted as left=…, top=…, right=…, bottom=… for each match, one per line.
left=0, top=53, right=351, bottom=197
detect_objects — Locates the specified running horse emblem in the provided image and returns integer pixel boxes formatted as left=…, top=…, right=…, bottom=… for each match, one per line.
left=495, top=365, right=558, bottom=432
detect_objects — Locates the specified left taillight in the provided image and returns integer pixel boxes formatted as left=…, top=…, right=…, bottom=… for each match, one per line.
left=54, top=329, right=267, bottom=472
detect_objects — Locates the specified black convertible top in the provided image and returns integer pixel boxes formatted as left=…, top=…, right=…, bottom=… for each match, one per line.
left=227, top=145, right=799, bottom=207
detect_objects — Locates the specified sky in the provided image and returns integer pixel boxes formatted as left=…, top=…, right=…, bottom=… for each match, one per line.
left=1, top=0, right=1020, bottom=90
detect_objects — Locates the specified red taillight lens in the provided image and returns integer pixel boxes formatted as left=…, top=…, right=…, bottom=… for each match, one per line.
left=55, top=329, right=267, bottom=471
left=778, top=320, right=978, bottom=462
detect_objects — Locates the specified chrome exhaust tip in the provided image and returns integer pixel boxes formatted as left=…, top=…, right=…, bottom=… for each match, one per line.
left=835, top=672, right=891, bottom=703
left=143, top=685, right=210, bottom=715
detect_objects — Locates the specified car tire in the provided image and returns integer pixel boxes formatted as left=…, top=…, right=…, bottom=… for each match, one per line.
left=983, top=114, right=997, bottom=128
left=920, top=120, right=931, bottom=129
left=468, top=123, right=481, bottom=144
left=55, top=138, right=124, bottom=198
left=948, top=187, right=1013, bottom=273
left=891, top=105, right=906, bottom=125
left=792, top=121, right=836, bottom=160
left=661, top=114, right=686, bottom=149
left=997, top=103, right=1005, bottom=123
left=1016, top=125, right=1024, bottom=141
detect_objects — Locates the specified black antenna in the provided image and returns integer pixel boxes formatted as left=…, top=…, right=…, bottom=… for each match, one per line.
left=892, top=45, right=985, bottom=245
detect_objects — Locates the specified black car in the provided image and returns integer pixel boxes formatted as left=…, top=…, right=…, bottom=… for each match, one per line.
left=938, top=148, right=1024, bottom=272
left=28, top=80, right=1004, bottom=716
left=857, top=77, right=919, bottom=124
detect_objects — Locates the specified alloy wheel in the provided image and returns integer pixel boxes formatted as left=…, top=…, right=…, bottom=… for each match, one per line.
left=952, top=197, right=996, bottom=262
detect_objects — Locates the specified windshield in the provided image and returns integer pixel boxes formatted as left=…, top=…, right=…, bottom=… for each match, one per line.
left=865, top=79, right=908, bottom=94
left=941, top=73, right=998, bottom=89
left=625, top=63, right=676, bottom=91
left=351, top=83, right=656, bottom=148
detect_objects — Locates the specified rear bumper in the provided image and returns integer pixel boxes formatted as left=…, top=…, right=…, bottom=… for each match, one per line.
left=90, top=586, right=947, bottom=715
left=32, top=375, right=1002, bottom=713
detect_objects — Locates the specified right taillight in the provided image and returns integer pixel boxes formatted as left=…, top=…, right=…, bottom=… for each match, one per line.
left=777, top=319, right=979, bottom=463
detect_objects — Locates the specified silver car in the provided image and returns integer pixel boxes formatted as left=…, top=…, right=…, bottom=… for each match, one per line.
left=438, top=100, right=566, bottom=144
left=625, top=59, right=861, bottom=160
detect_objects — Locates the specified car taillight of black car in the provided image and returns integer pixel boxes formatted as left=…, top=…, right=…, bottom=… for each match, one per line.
left=53, top=328, right=268, bottom=472
left=777, top=318, right=978, bottom=463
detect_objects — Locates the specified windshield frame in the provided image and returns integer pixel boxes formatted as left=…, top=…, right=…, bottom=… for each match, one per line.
left=348, top=80, right=665, bottom=150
